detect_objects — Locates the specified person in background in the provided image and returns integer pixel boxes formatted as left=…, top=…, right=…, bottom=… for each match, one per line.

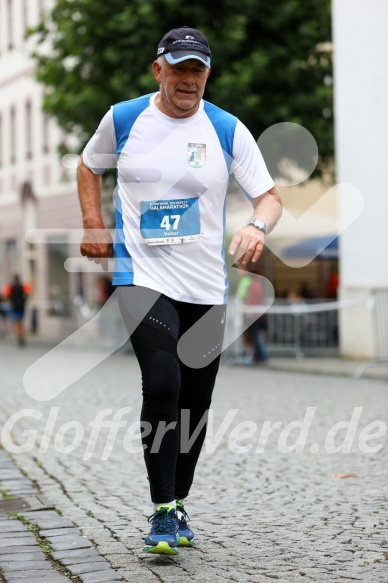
left=8, top=275, right=28, bottom=347
left=236, top=271, right=268, bottom=364
left=0, top=293, right=9, bottom=336
left=326, top=266, right=339, bottom=299
left=245, top=273, right=269, bottom=363
left=97, top=275, right=115, bottom=307
left=298, top=281, right=315, bottom=300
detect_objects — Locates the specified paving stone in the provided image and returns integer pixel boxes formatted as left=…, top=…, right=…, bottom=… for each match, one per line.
left=63, top=555, right=107, bottom=566
left=78, top=574, right=123, bottom=583
left=0, top=551, right=46, bottom=561
left=0, top=559, right=52, bottom=571
left=0, top=523, right=28, bottom=533
left=52, top=547, right=101, bottom=561
left=0, top=479, right=33, bottom=487
left=4, top=575, right=72, bottom=582
left=40, top=527, right=81, bottom=537
left=0, top=471, right=22, bottom=479
left=0, top=535, right=35, bottom=547
left=24, top=511, right=74, bottom=529
left=94, top=543, right=128, bottom=554
left=100, top=556, right=131, bottom=568
left=68, top=561, right=113, bottom=575
left=49, top=535, right=94, bottom=551
left=0, top=531, right=33, bottom=539
left=0, top=545, right=38, bottom=554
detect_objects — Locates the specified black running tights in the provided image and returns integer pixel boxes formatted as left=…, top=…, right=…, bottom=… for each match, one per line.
left=118, top=286, right=225, bottom=502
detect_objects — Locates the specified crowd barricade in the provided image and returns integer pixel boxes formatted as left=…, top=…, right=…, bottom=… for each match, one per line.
left=355, top=288, right=388, bottom=378
left=223, top=297, right=364, bottom=363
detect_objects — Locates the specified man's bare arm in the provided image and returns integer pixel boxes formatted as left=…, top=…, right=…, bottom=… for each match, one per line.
left=77, top=155, right=114, bottom=271
left=228, top=187, right=282, bottom=266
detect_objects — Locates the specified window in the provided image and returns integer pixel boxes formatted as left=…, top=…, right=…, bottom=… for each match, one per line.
left=48, top=237, right=70, bottom=316
left=6, top=239, right=18, bottom=277
left=7, top=0, right=13, bottom=50
left=26, top=100, right=32, bottom=160
left=22, top=0, right=28, bottom=38
left=42, top=113, right=49, bottom=154
left=10, top=106, right=16, bottom=164
left=0, top=114, right=3, bottom=168
left=43, top=165, right=50, bottom=185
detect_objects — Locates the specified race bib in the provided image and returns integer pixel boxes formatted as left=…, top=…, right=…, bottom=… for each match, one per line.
left=140, top=198, right=201, bottom=245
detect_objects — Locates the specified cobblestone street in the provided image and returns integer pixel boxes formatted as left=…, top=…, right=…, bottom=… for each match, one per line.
left=0, top=343, right=387, bottom=582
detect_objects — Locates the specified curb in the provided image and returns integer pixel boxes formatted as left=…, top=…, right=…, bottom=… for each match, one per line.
left=0, top=450, right=123, bottom=583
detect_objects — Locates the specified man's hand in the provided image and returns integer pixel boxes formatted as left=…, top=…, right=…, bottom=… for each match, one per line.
left=80, top=225, right=114, bottom=272
left=77, top=157, right=114, bottom=271
left=228, top=225, right=265, bottom=265
left=228, top=187, right=282, bottom=265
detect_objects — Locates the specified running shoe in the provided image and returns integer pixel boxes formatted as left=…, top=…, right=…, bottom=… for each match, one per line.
left=143, top=505, right=180, bottom=555
left=176, top=500, right=195, bottom=546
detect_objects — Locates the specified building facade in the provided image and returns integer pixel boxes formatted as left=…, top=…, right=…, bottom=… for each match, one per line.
left=332, top=0, right=388, bottom=358
left=0, top=0, right=102, bottom=338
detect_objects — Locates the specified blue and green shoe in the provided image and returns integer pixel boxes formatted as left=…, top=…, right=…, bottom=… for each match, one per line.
left=143, top=505, right=180, bottom=555
left=176, top=500, right=195, bottom=547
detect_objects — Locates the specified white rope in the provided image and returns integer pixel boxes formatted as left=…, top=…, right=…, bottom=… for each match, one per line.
left=238, top=297, right=365, bottom=316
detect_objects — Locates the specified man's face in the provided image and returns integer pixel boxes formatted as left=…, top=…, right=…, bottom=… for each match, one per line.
left=153, top=58, right=211, bottom=118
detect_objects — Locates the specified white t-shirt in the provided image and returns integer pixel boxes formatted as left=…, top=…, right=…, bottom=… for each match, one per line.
left=83, top=92, right=274, bottom=304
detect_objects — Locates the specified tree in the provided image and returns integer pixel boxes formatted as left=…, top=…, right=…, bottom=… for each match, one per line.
left=30, top=0, right=333, bottom=172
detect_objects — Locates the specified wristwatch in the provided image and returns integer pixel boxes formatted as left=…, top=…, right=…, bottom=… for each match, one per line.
left=247, top=219, right=267, bottom=235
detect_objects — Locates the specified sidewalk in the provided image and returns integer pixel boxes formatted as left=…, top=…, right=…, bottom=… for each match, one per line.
left=265, top=356, right=388, bottom=381
left=0, top=450, right=123, bottom=582
left=0, top=341, right=388, bottom=582
left=3, top=332, right=388, bottom=381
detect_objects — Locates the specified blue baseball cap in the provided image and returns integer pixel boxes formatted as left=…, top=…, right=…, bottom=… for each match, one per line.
left=157, top=27, right=211, bottom=68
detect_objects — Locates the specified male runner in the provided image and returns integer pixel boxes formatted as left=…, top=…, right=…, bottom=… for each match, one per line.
left=77, top=26, right=282, bottom=555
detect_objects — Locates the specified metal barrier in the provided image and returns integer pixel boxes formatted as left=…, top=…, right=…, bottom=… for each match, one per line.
left=266, top=302, right=339, bottom=358
left=355, top=288, right=388, bottom=378
left=223, top=298, right=357, bottom=364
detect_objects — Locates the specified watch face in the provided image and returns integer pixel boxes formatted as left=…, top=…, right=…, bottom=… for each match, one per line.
left=252, top=220, right=267, bottom=233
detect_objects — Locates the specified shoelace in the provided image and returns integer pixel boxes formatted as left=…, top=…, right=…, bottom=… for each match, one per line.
left=177, top=504, right=190, bottom=525
left=148, top=507, right=176, bottom=534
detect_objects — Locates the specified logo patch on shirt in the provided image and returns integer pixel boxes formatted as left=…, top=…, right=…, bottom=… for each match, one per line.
left=188, top=143, right=206, bottom=168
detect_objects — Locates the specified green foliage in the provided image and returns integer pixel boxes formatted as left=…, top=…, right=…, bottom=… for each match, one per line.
left=7, top=513, right=25, bottom=520
left=0, top=487, right=16, bottom=499
left=30, top=0, right=333, bottom=170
